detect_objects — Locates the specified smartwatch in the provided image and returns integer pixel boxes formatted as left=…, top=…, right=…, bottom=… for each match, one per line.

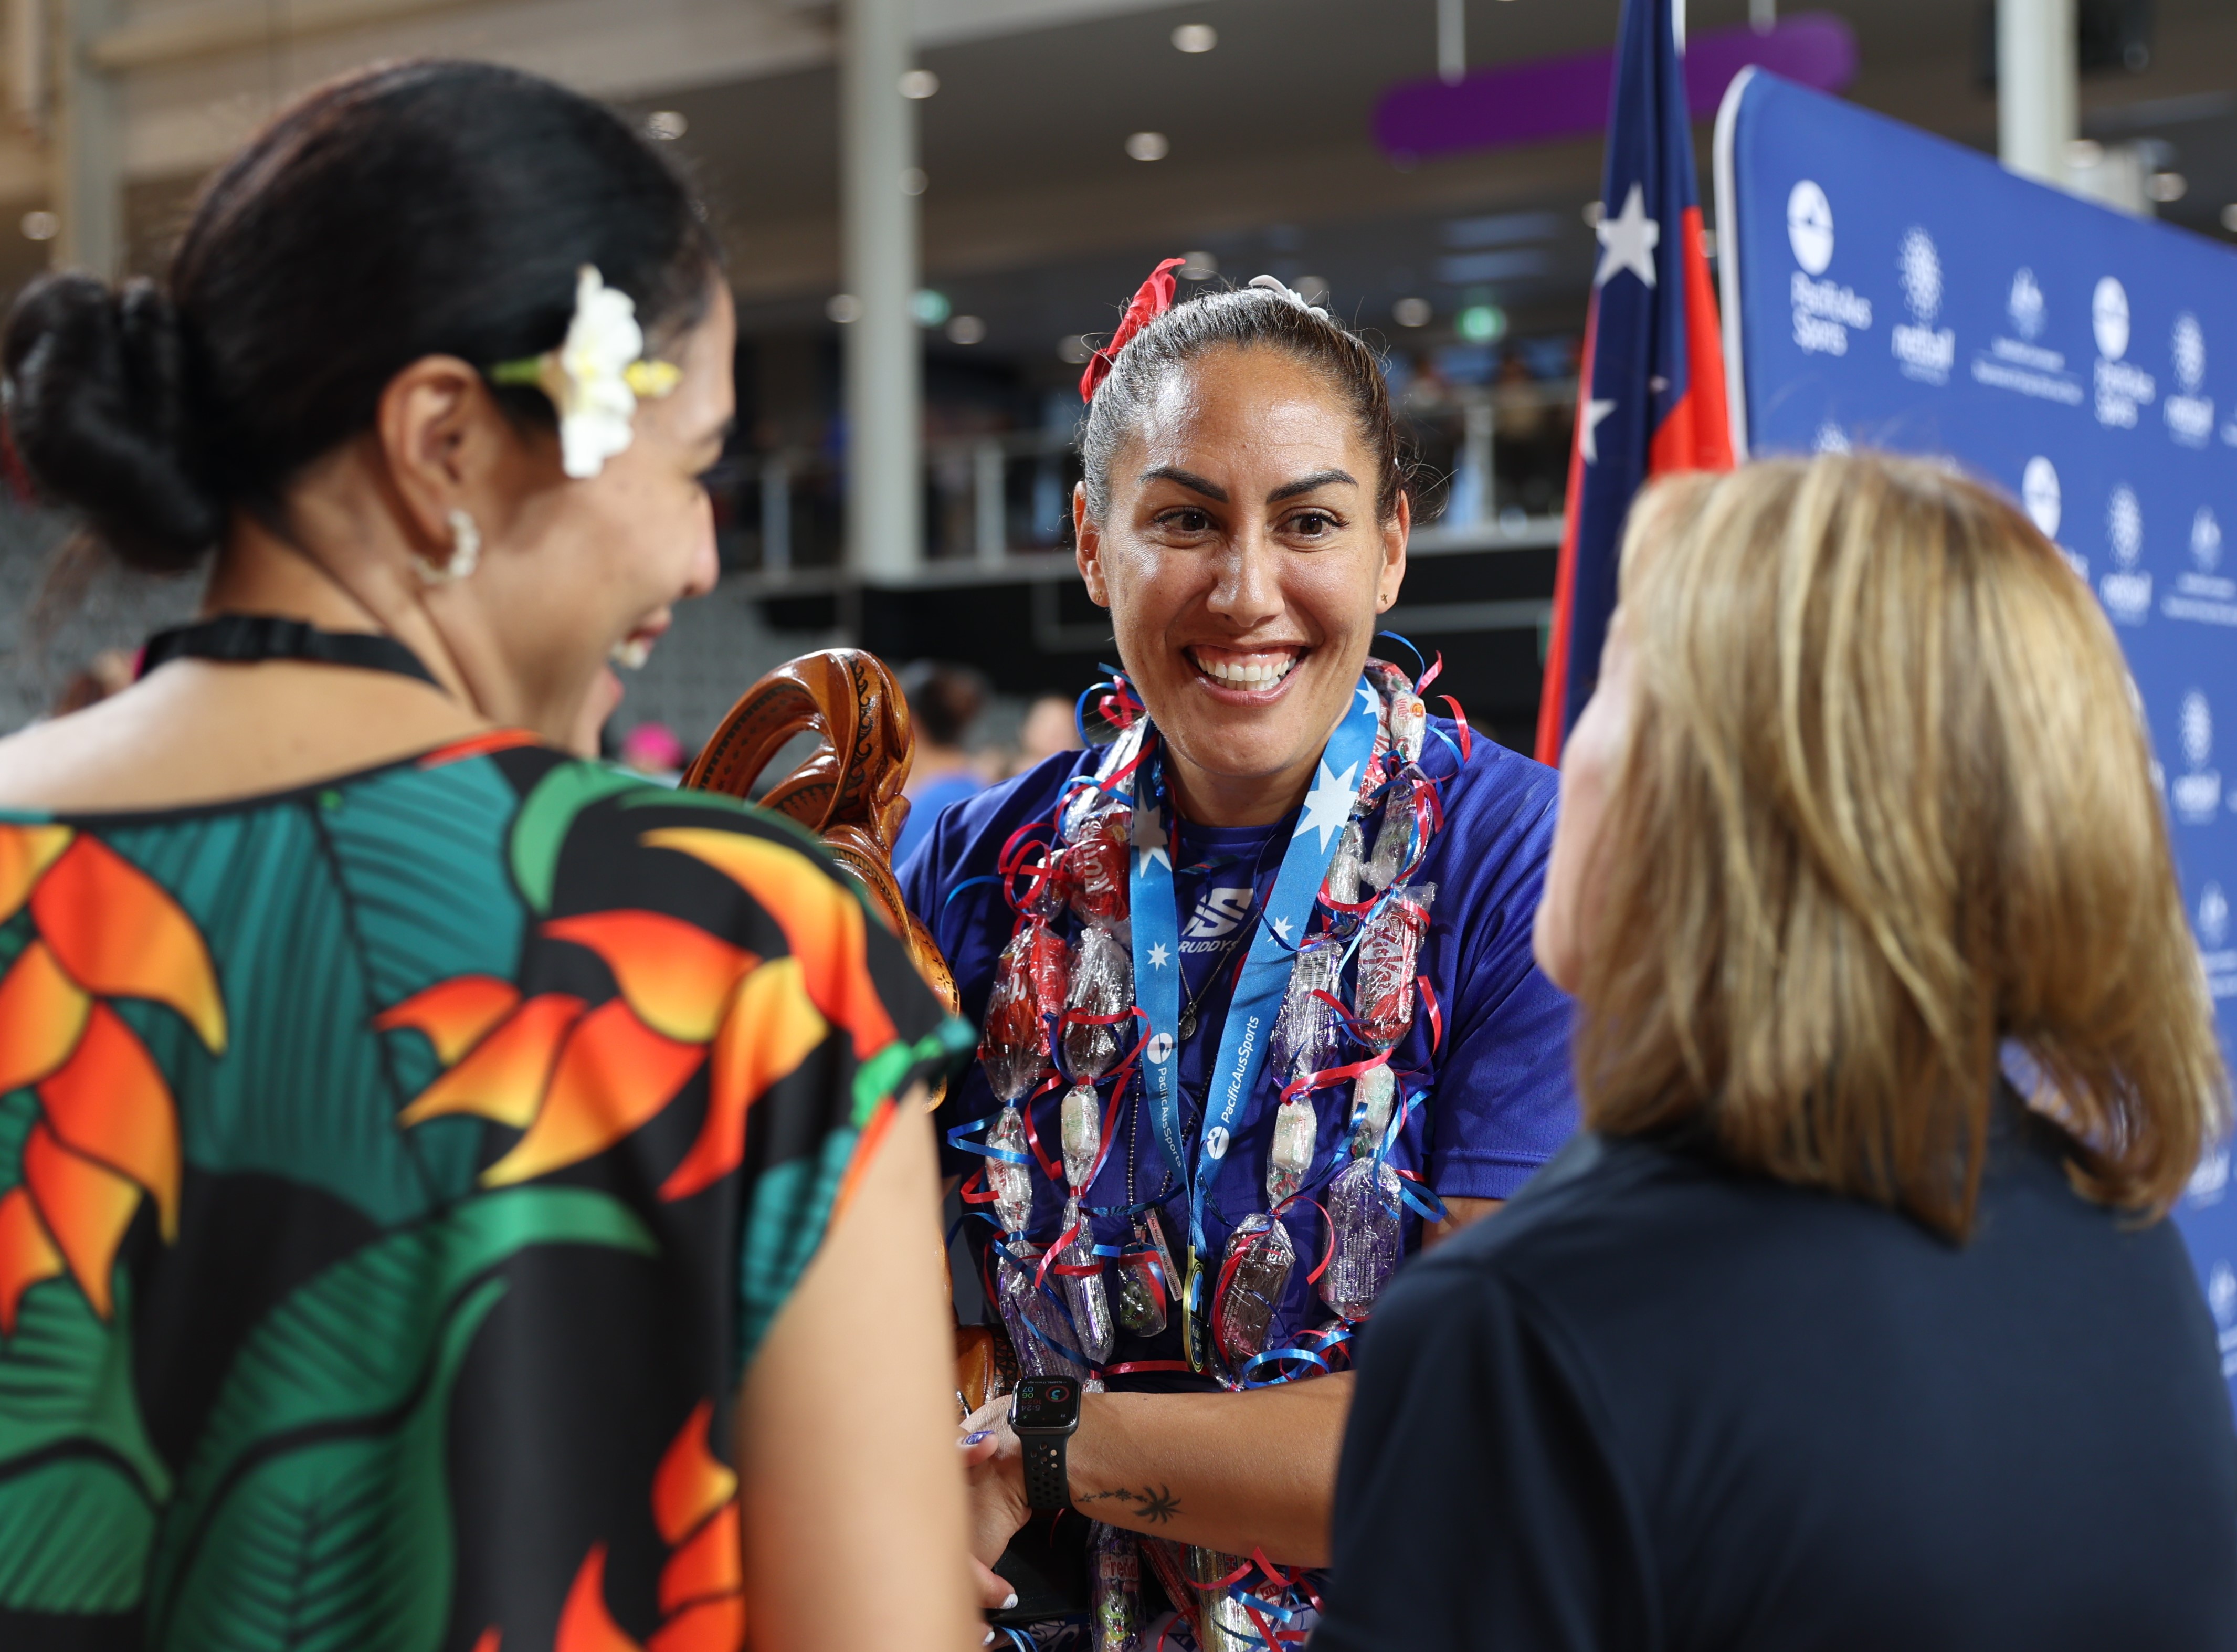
left=1009, top=1376, right=1082, bottom=1512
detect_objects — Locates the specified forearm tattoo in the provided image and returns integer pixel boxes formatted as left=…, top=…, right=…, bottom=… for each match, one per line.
left=1077, top=1483, right=1182, bottom=1524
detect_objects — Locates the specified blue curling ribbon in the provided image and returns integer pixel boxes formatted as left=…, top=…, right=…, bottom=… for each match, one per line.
left=1373, top=627, right=1430, bottom=683
left=948, top=1113, right=1032, bottom=1167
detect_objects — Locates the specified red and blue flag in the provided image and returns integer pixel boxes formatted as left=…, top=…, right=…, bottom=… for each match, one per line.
left=1535, top=0, right=1734, bottom=765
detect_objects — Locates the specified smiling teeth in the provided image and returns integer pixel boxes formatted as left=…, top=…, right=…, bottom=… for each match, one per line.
left=609, top=637, right=652, bottom=670
left=1197, top=653, right=1297, bottom=686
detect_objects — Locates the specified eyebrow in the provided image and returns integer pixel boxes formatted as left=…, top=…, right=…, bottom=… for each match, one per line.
left=1267, top=469, right=1357, bottom=502
left=1140, top=465, right=1229, bottom=502
left=1138, top=466, right=1360, bottom=505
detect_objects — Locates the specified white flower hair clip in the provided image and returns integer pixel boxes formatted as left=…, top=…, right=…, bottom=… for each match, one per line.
left=1248, top=273, right=1326, bottom=315
left=491, top=266, right=682, bottom=479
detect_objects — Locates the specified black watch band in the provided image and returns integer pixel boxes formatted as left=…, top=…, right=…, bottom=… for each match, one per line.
left=1022, top=1433, right=1070, bottom=1511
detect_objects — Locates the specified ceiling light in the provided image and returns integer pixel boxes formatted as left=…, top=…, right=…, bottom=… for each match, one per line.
left=1393, top=297, right=1432, bottom=328
left=899, top=69, right=940, bottom=99
left=913, top=289, right=952, bottom=327
left=1581, top=199, right=1603, bottom=226
left=1126, top=131, right=1169, bottom=162
left=19, top=210, right=57, bottom=242
left=646, top=110, right=687, bottom=141
left=1181, top=250, right=1219, bottom=279
left=827, top=294, right=863, bottom=324
left=2148, top=170, right=2188, bottom=203
left=1173, top=23, right=1217, bottom=52
left=1059, top=334, right=1094, bottom=364
left=1457, top=304, right=1507, bottom=343
left=900, top=167, right=928, bottom=195
left=947, top=315, right=986, bottom=345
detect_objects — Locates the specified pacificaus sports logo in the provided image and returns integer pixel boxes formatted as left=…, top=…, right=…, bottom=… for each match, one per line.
left=1785, top=180, right=1870, bottom=357
left=2092, top=276, right=2157, bottom=427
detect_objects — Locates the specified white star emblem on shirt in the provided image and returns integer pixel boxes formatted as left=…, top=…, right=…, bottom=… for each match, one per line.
left=1148, top=942, right=1172, bottom=970
left=1132, top=806, right=1171, bottom=875
left=1594, top=182, right=1660, bottom=290
left=1294, top=757, right=1359, bottom=853
left=1580, top=396, right=1617, bottom=465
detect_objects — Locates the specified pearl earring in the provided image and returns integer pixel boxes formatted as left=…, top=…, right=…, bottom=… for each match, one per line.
left=415, top=509, right=481, bottom=585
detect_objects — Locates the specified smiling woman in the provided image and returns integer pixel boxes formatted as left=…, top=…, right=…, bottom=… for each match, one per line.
left=0, top=60, right=978, bottom=1652
left=900, top=268, right=1577, bottom=1643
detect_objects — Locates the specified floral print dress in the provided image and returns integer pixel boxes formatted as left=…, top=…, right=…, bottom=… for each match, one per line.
left=0, top=733, right=968, bottom=1651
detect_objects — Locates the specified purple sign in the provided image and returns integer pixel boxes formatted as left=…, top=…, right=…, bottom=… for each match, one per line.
left=1374, top=13, right=1858, bottom=163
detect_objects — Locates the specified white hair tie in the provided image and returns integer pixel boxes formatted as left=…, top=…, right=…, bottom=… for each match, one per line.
left=1248, top=273, right=1324, bottom=315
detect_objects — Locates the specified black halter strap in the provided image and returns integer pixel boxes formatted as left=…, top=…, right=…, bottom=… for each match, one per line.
left=141, top=615, right=444, bottom=691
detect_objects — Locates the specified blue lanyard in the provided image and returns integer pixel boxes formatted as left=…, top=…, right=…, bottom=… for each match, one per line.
left=1129, top=676, right=1382, bottom=1257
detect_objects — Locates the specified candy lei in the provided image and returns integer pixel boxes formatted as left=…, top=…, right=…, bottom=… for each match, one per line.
left=964, top=659, right=1463, bottom=1401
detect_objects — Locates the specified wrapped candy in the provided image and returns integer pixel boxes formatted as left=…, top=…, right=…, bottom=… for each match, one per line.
left=1063, top=806, right=1132, bottom=927
left=1366, top=768, right=1426, bottom=892
left=1388, top=690, right=1428, bottom=766
left=1115, top=1209, right=1177, bottom=1337
left=1061, top=1082, right=1102, bottom=1190
left=998, top=1240, right=1090, bottom=1380
left=1354, top=884, right=1435, bottom=1050
left=1026, top=917, right=1070, bottom=1026
left=1188, top=1547, right=1257, bottom=1652
left=1267, top=1096, right=1315, bottom=1207
left=1212, top=1213, right=1294, bottom=1368
left=1062, top=923, right=1133, bottom=1082
left=986, top=1102, right=1033, bottom=1234
left=1324, top=818, right=1366, bottom=907
left=982, top=929, right=1055, bottom=1104
left=1056, top=1195, right=1116, bottom=1363
left=1268, top=940, right=1344, bottom=1083
left=1320, top=1155, right=1403, bottom=1321
left=1091, top=1523, right=1143, bottom=1652
left=1347, top=1062, right=1397, bottom=1158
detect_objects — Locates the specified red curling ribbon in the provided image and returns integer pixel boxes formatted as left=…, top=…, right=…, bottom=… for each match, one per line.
left=1103, top=1358, right=1194, bottom=1377
left=1417, top=975, right=1443, bottom=1054
left=1439, top=693, right=1472, bottom=761
left=1416, top=651, right=1445, bottom=695
left=1081, top=257, right=1186, bottom=402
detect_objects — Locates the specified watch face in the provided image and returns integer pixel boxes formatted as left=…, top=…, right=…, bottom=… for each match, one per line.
left=1010, top=1376, right=1080, bottom=1431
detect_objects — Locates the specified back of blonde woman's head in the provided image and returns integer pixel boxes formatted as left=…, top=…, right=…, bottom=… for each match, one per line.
left=1578, top=451, right=2227, bottom=1238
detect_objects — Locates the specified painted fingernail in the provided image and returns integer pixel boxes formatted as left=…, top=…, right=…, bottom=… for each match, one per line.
left=961, top=1429, right=993, bottom=1446
left=1002, top=1592, right=1019, bottom=1611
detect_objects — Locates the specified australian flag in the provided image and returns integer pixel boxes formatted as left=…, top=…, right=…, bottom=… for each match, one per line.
left=1534, top=0, right=1734, bottom=764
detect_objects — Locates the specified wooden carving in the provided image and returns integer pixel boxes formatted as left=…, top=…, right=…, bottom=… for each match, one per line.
left=681, top=648, right=958, bottom=1020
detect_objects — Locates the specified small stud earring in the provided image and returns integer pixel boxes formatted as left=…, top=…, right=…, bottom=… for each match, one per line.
left=414, top=508, right=481, bottom=585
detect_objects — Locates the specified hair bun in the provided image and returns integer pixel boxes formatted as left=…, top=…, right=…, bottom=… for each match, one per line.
left=4, top=272, right=222, bottom=572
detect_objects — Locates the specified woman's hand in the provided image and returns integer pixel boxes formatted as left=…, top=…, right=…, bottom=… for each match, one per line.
left=959, top=1397, right=1030, bottom=1611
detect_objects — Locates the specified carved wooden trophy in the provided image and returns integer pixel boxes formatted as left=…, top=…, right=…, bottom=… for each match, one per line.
left=681, top=648, right=1012, bottom=1412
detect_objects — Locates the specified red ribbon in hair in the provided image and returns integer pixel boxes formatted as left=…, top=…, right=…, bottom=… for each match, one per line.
left=1080, top=257, right=1186, bottom=402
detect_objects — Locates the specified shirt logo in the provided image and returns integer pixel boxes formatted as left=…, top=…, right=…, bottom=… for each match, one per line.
left=1183, top=886, right=1254, bottom=940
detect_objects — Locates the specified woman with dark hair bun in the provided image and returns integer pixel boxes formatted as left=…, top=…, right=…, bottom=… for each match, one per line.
left=0, top=60, right=979, bottom=1652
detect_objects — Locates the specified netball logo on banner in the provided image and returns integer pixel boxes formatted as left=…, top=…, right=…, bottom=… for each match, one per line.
left=1890, top=227, right=1953, bottom=384
left=2098, top=485, right=2150, bottom=625
left=2174, top=689, right=2221, bottom=826
left=2165, top=312, right=2213, bottom=448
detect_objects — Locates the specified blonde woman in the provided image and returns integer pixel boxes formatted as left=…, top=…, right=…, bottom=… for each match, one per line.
left=1318, top=454, right=2237, bottom=1650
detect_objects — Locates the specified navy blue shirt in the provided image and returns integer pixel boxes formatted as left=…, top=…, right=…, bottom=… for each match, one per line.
left=1318, top=1101, right=2237, bottom=1650
left=900, top=718, right=1576, bottom=1388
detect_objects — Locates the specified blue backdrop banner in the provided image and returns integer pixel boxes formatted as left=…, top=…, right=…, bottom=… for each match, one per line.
left=1715, top=69, right=2237, bottom=1401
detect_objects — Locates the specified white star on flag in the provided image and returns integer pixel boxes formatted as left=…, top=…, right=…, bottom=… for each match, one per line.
left=1148, top=942, right=1172, bottom=970
left=1594, top=182, right=1659, bottom=290
left=1294, top=757, right=1358, bottom=851
left=1132, top=806, right=1170, bottom=874
left=1272, top=916, right=1294, bottom=941
left=1356, top=682, right=1379, bottom=718
left=1580, top=397, right=1617, bottom=465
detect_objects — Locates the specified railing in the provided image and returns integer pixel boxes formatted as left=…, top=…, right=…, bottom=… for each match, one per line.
left=717, top=377, right=1579, bottom=609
